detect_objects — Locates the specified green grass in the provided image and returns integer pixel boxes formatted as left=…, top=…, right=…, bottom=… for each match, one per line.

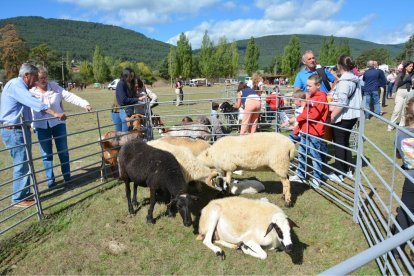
left=0, top=84, right=400, bottom=274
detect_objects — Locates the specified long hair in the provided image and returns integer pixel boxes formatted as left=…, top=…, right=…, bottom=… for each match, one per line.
left=405, top=97, right=414, bottom=127
left=337, top=55, right=355, bottom=72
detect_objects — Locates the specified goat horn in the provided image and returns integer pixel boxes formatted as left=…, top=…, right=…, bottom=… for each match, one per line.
left=264, top=223, right=276, bottom=237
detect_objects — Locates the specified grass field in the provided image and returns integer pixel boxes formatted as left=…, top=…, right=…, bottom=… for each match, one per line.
left=0, top=83, right=403, bottom=274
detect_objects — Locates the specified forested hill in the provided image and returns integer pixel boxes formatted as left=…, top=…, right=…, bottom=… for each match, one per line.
left=237, top=34, right=404, bottom=66
left=0, top=16, right=171, bottom=68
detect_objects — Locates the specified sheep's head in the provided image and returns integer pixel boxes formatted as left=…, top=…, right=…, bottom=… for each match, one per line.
left=169, top=194, right=198, bottom=227
left=265, top=213, right=299, bottom=254
left=126, top=114, right=143, bottom=130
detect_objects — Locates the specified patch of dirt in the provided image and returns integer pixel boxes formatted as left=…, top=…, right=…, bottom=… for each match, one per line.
left=104, top=240, right=127, bottom=255
left=152, top=79, right=170, bottom=87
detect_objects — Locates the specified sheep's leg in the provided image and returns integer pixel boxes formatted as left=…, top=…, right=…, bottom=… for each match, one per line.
left=132, top=182, right=139, bottom=209
left=202, top=207, right=226, bottom=260
left=146, top=189, right=156, bottom=224
left=281, top=177, right=292, bottom=207
left=124, top=181, right=134, bottom=214
left=100, top=158, right=106, bottom=182
left=215, top=240, right=239, bottom=249
left=167, top=195, right=177, bottom=217
left=240, top=240, right=268, bottom=260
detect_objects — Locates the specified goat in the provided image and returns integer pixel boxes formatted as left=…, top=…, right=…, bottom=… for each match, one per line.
left=197, top=132, right=295, bottom=207
left=197, top=197, right=298, bottom=260
left=118, top=139, right=197, bottom=226
left=219, top=101, right=243, bottom=130
left=99, top=114, right=143, bottom=180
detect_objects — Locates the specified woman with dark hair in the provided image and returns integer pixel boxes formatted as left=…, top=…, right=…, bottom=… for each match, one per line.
left=233, top=81, right=261, bottom=134
left=388, top=61, right=414, bottom=131
left=327, top=55, right=363, bottom=183
left=116, top=68, right=138, bottom=131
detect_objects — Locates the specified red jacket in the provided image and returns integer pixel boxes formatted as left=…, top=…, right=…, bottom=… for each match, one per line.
left=265, top=93, right=284, bottom=111
left=294, top=91, right=328, bottom=137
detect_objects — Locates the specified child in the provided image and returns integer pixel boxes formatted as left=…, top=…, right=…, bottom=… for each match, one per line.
left=265, top=86, right=285, bottom=123
left=211, top=102, right=219, bottom=118
left=289, top=75, right=329, bottom=188
left=280, top=90, right=306, bottom=142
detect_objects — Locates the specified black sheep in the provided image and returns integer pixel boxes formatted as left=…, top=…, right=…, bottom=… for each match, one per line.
left=118, top=139, right=196, bottom=226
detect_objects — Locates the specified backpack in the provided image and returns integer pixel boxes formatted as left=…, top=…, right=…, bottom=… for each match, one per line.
left=316, top=67, right=332, bottom=91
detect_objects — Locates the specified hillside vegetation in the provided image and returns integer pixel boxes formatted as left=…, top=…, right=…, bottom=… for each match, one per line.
left=0, top=17, right=404, bottom=69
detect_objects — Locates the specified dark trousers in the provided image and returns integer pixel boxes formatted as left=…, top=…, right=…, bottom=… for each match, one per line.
left=332, top=118, right=358, bottom=173
left=381, top=86, right=387, bottom=107
left=396, top=177, right=414, bottom=232
left=179, top=89, right=184, bottom=102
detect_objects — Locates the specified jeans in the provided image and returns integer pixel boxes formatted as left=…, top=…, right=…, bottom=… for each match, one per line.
left=111, top=112, right=122, bottom=131
left=364, top=90, right=381, bottom=118
left=296, top=134, right=324, bottom=180
left=332, top=118, right=358, bottom=174
left=119, top=109, right=129, bottom=131
left=36, top=123, right=70, bottom=187
left=387, top=83, right=394, bottom=97
left=1, top=127, right=32, bottom=203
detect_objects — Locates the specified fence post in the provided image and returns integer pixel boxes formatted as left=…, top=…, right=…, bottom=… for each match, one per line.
left=352, top=96, right=366, bottom=223
left=22, top=122, right=44, bottom=220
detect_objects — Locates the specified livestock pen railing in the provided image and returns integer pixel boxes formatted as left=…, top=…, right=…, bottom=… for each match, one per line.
left=0, top=87, right=413, bottom=274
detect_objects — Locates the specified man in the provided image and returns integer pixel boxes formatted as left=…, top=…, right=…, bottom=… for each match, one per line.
left=0, top=63, right=66, bottom=207
left=362, top=60, right=386, bottom=119
left=294, top=50, right=337, bottom=93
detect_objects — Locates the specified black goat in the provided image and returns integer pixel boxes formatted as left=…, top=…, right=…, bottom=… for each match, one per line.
left=118, top=139, right=196, bottom=227
left=219, top=101, right=241, bottom=130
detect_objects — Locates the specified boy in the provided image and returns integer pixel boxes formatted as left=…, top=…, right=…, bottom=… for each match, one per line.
left=289, top=75, right=328, bottom=188
left=280, top=90, right=306, bottom=142
left=211, top=102, right=219, bottom=118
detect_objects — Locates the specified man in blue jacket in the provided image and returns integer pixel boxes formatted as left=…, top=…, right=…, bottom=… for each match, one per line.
left=0, top=63, right=66, bottom=207
left=362, top=60, right=386, bottom=119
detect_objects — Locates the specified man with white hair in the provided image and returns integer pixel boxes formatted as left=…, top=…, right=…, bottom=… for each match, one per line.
left=0, top=63, right=66, bottom=207
left=294, top=50, right=337, bottom=93
left=362, top=60, right=386, bottom=119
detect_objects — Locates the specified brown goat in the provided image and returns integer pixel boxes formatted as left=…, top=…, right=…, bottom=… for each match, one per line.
left=100, top=114, right=144, bottom=180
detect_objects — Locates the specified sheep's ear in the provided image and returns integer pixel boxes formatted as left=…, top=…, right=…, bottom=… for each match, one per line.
left=168, top=198, right=177, bottom=207
left=287, top=218, right=299, bottom=228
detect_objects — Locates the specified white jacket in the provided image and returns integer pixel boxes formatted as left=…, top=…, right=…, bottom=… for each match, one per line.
left=30, top=82, right=90, bottom=129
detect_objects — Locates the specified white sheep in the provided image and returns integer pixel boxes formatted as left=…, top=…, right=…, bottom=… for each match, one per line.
left=197, top=132, right=295, bottom=207
left=147, top=139, right=218, bottom=189
left=158, top=136, right=211, bottom=156
left=197, top=196, right=298, bottom=260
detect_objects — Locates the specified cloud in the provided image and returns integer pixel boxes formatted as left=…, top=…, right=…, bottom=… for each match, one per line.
left=372, top=23, right=413, bottom=44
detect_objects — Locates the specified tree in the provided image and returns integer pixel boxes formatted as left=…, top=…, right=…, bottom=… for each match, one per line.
left=157, top=57, right=169, bottom=80
left=92, top=45, right=109, bottom=83
left=230, top=41, right=239, bottom=78
left=266, top=54, right=283, bottom=74
left=30, top=43, right=52, bottom=68
left=318, top=36, right=338, bottom=66
left=395, top=35, right=414, bottom=62
left=191, top=55, right=201, bottom=78
left=245, top=37, right=260, bottom=76
left=168, top=46, right=177, bottom=82
left=337, top=39, right=351, bottom=57
left=104, top=56, right=122, bottom=80
left=281, top=35, right=301, bottom=76
left=214, top=36, right=231, bottom=78
left=79, top=61, right=94, bottom=84
left=137, top=62, right=153, bottom=81
left=199, top=31, right=214, bottom=78
left=356, top=48, right=391, bottom=68
left=0, top=24, right=29, bottom=79
left=175, top=32, right=192, bottom=78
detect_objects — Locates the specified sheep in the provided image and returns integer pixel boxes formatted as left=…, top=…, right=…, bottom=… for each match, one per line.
left=99, top=114, right=144, bottom=180
left=158, top=136, right=211, bottom=156
left=197, top=132, right=295, bottom=207
left=147, top=139, right=219, bottom=190
left=118, top=139, right=197, bottom=226
left=197, top=196, right=298, bottom=260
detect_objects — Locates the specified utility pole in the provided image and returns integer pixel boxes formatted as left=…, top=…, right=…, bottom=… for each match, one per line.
left=61, top=56, right=65, bottom=87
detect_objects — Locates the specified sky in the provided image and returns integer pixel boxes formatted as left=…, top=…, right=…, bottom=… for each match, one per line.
left=0, top=0, right=413, bottom=49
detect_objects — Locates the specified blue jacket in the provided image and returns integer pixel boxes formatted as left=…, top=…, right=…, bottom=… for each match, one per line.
left=362, top=68, right=386, bottom=92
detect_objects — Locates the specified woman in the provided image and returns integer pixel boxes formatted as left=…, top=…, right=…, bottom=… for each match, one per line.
left=233, top=82, right=261, bottom=134
left=393, top=97, right=414, bottom=259
left=388, top=61, right=414, bottom=131
left=327, top=55, right=362, bottom=183
left=116, top=68, right=138, bottom=131
left=30, top=67, right=92, bottom=188
left=133, top=78, right=157, bottom=115
left=387, top=69, right=397, bottom=99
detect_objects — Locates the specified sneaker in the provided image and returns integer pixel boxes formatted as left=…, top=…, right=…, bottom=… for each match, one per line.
left=289, top=175, right=305, bottom=183
left=327, top=173, right=343, bottom=183
left=310, top=178, right=320, bottom=188
left=14, top=199, right=35, bottom=208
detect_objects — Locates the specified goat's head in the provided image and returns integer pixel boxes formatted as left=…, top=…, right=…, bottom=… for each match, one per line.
left=169, top=194, right=198, bottom=227
left=219, top=101, right=234, bottom=113
left=126, top=114, right=143, bottom=130
left=151, top=115, right=166, bottom=133
left=265, top=213, right=299, bottom=254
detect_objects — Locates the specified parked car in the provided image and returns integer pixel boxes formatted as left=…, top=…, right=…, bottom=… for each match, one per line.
left=108, top=79, right=119, bottom=90
left=190, top=78, right=211, bottom=87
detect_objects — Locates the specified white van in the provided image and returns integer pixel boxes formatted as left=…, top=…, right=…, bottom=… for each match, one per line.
left=108, top=79, right=119, bottom=90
